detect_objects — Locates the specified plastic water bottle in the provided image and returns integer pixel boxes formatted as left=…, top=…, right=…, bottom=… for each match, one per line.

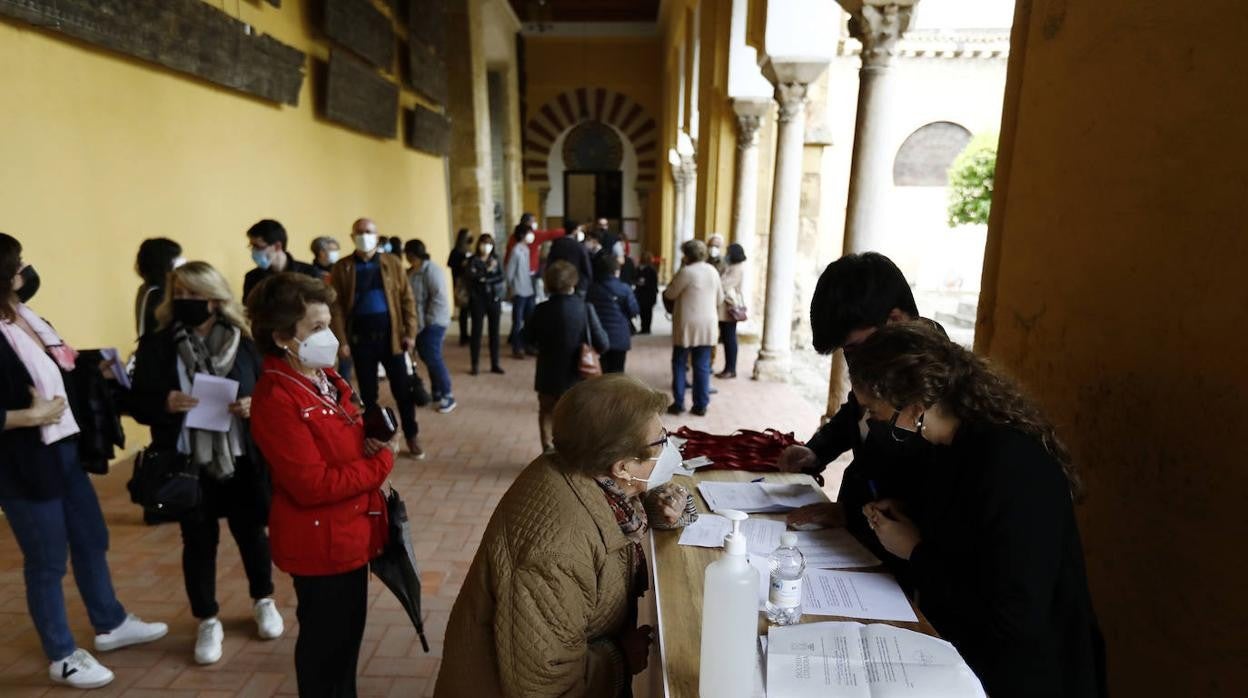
left=698, top=509, right=759, bottom=698
left=765, top=531, right=805, bottom=625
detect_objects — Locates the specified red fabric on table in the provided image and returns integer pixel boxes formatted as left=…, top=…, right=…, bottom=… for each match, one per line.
left=673, top=426, right=798, bottom=472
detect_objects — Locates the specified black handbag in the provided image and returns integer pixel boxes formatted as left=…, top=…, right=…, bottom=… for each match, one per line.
left=127, top=447, right=200, bottom=518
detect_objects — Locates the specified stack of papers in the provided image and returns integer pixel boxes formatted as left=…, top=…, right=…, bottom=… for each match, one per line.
left=678, top=514, right=880, bottom=569
left=766, top=622, right=986, bottom=697
left=747, top=560, right=918, bottom=623
left=697, top=481, right=825, bottom=514
left=185, top=373, right=240, bottom=433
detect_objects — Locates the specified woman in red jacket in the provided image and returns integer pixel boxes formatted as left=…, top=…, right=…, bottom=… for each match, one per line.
left=245, top=272, right=396, bottom=697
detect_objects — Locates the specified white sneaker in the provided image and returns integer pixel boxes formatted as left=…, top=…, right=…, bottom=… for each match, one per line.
left=93, top=613, right=168, bottom=652
left=49, top=649, right=114, bottom=689
left=253, top=598, right=285, bottom=640
left=194, top=618, right=224, bottom=665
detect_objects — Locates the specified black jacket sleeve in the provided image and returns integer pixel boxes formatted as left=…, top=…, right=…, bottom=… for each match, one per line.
left=128, top=330, right=181, bottom=429
left=804, top=392, right=864, bottom=473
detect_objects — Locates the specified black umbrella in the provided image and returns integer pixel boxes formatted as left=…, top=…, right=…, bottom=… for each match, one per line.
left=370, top=486, right=431, bottom=653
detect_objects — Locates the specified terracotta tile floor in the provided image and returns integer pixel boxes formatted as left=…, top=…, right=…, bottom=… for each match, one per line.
left=0, top=320, right=833, bottom=697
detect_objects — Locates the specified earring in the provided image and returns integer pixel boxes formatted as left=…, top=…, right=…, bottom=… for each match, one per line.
left=917, top=412, right=927, bottom=435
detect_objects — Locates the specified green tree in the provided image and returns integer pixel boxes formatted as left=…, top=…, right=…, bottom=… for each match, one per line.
left=947, top=132, right=998, bottom=227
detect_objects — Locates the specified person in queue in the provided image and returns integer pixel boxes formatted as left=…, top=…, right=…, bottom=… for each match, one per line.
left=706, top=232, right=726, bottom=274
left=848, top=321, right=1106, bottom=697
left=243, top=219, right=318, bottom=300
left=716, top=243, right=747, bottom=379
left=587, top=255, right=639, bottom=374
left=328, top=218, right=424, bottom=458
left=522, top=261, right=609, bottom=453
left=128, top=261, right=282, bottom=665
left=776, top=253, right=930, bottom=561
left=504, top=221, right=536, bottom=360
left=246, top=272, right=397, bottom=698
left=0, top=233, right=168, bottom=689
left=547, top=219, right=593, bottom=296
left=404, top=239, right=457, bottom=414
left=634, top=252, right=659, bottom=335
left=309, top=236, right=341, bottom=280
left=448, top=228, right=473, bottom=346
left=662, top=239, right=723, bottom=416
left=435, top=374, right=695, bottom=697
left=134, top=237, right=184, bottom=340
left=463, top=233, right=506, bottom=375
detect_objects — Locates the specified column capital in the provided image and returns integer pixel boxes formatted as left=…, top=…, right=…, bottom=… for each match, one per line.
left=773, top=82, right=809, bottom=123
left=848, top=2, right=917, bottom=68
left=732, top=98, right=769, bottom=149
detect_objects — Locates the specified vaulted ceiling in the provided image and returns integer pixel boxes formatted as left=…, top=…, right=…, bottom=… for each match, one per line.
left=507, top=0, right=661, bottom=23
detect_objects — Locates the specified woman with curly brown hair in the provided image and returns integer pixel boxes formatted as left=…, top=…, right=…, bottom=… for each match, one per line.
left=847, top=321, right=1106, bottom=698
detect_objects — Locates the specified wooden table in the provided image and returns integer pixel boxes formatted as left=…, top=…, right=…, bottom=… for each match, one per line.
left=644, top=470, right=937, bottom=698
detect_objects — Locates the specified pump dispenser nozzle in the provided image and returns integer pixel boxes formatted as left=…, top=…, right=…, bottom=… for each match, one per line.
left=720, top=509, right=749, bottom=556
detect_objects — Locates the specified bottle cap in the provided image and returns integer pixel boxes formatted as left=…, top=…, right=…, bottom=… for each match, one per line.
left=780, top=532, right=798, bottom=547
left=720, top=509, right=748, bottom=556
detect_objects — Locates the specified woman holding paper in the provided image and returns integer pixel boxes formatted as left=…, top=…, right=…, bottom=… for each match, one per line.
left=129, top=261, right=282, bottom=666
left=0, top=233, right=168, bottom=689
left=847, top=321, right=1106, bottom=697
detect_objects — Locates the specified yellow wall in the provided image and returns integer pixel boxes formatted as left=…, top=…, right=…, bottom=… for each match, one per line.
left=0, top=0, right=450, bottom=359
left=980, top=0, right=1248, bottom=693
left=522, top=35, right=663, bottom=251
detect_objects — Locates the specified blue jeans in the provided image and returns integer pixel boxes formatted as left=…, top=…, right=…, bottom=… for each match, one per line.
left=416, top=324, right=453, bottom=399
left=0, top=440, right=126, bottom=661
left=509, top=295, right=535, bottom=353
left=672, top=345, right=713, bottom=410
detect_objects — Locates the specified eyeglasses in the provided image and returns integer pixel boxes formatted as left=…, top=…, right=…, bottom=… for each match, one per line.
left=645, top=428, right=670, bottom=450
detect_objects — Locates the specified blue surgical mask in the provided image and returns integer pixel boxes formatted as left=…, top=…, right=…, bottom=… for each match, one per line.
left=251, top=248, right=272, bottom=270
left=381, top=242, right=393, bottom=254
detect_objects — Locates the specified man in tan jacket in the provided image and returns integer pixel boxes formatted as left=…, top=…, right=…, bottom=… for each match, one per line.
left=662, top=239, right=724, bottom=416
left=329, top=218, right=423, bottom=458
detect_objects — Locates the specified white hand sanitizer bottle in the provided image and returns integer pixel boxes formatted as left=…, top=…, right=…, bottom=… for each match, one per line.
left=698, top=509, right=759, bottom=698
left=765, top=531, right=806, bottom=625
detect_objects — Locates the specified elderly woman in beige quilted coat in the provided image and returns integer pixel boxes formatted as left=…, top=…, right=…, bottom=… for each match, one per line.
left=435, top=375, right=696, bottom=697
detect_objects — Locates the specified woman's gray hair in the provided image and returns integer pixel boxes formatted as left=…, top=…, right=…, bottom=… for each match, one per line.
left=310, top=236, right=338, bottom=255
left=681, top=239, right=708, bottom=262
left=553, top=375, right=669, bottom=475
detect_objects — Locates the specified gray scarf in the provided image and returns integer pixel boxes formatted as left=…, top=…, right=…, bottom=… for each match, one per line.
left=174, top=321, right=242, bottom=481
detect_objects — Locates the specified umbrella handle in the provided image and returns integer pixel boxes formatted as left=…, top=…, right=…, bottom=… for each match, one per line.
left=418, top=630, right=430, bottom=653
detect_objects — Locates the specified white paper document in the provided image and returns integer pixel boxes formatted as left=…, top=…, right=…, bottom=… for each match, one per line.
left=766, top=621, right=986, bottom=698
left=184, top=373, right=239, bottom=433
left=678, top=514, right=880, bottom=569
left=697, top=481, right=825, bottom=514
left=99, top=347, right=131, bottom=390
left=749, top=559, right=917, bottom=623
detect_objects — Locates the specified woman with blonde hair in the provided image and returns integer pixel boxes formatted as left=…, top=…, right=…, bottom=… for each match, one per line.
left=437, top=374, right=695, bottom=697
left=129, top=261, right=283, bottom=666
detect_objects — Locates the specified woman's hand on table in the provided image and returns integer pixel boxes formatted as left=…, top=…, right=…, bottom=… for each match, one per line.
left=644, top=483, right=692, bottom=528
left=620, top=624, right=654, bottom=675
left=776, top=445, right=817, bottom=473
left=786, top=502, right=845, bottom=530
left=863, top=499, right=920, bottom=560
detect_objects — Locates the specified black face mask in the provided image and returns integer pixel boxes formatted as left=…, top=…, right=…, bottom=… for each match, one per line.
left=862, top=417, right=932, bottom=470
left=15, top=266, right=40, bottom=303
left=172, top=299, right=213, bottom=327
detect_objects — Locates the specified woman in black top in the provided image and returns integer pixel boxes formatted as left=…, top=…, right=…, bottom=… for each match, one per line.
left=463, top=233, right=505, bottom=375
left=129, top=261, right=283, bottom=666
left=523, top=261, right=608, bottom=453
left=134, top=237, right=182, bottom=340
left=848, top=321, right=1106, bottom=698
left=447, top=228, right=472, bottom=346
left=633, top=253, right=659, bottom=334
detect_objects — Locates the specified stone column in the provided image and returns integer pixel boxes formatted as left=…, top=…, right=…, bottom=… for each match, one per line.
left=841, top=1, right=917, bottom=254
left=730, top=99, right=768, bottom=332
left=537, top=187, right=550, bottom=227
left=680, top=158, right=697, bottom=244
left=754, top=79, right=818, bottom=380
left=670, top=160, right=687, bottom=275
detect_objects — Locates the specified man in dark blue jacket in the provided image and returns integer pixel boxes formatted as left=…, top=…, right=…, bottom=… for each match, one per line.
left=586, top=256, right=640, bottom=374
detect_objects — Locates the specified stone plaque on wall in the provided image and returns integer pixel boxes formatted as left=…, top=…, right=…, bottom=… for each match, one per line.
left=405, top=40, right=448, bottom=104
left=324, top=49, right=399, bottom=138
left=405, top=105, right=451, bottom=157
left=407, top=0, right=447, bottom=58
left=0, top=0, right=305, bottom=105
left=323, top=0, right=395, bottom=70
left=893, top=121, right=974, bottom=187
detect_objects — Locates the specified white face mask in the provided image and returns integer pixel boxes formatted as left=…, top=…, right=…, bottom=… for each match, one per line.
left=171, top=256, right=187, bottom=269
left=353, top=233, right=378, bottom=253
left=574, top=230, right=585, bottom=242
left=524, top=232, right=535, bottom=245
left=326, top=250, right=340, bottom=264
left=481, top=244, right=494, bottom=256
left=709, top=246, right=722, bottom=258
left=293, top=328, right=339, bottom=369
left=633, top=439, right=683, bottom=491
